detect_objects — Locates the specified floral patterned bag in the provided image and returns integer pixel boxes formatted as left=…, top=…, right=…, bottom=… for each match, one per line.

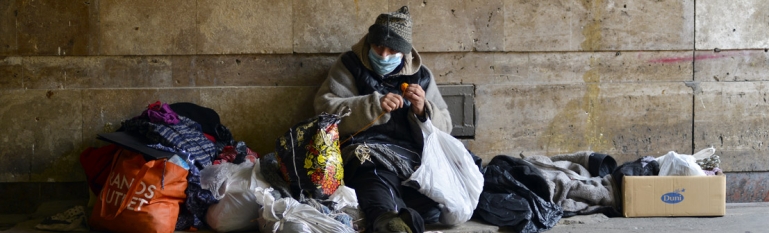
left=275, top=111, right=347, bottom=200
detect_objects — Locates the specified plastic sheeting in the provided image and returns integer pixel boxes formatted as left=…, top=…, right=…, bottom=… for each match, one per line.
left=202, top=160, right=270, bottom=232
left=475, top=155, right=563, bottom=233
left=254, top=188, right=355, bottom=233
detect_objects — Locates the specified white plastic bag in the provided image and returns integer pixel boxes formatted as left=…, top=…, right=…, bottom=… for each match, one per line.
left=691, top=146, right=717, bottom=160
left=403, top=119, right=484, bottom=225
left=255, top=187, right=355, bottom=233
left=656, top=147, right=714, bottom=176
left=202, top=160, right=271, bottom=232
left=328, top=185, right=359, bottom=210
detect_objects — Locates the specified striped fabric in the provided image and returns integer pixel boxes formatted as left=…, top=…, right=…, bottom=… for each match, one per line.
left=123, top=116, right=216, bottom=169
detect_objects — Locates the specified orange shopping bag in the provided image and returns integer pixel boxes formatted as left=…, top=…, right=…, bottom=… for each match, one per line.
left=89, top=147, right=188, bottom=233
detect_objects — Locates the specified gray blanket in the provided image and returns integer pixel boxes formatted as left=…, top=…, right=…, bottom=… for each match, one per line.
left=523, top=151, right=617, bottom=215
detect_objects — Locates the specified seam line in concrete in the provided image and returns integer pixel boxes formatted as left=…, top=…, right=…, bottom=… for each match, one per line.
left=691, top=0, right=697, bottom=154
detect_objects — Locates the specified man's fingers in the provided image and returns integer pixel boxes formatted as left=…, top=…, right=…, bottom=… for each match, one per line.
left=382, top=93, right=405, bottom=112
left=392, top=94, right=404, bottom=108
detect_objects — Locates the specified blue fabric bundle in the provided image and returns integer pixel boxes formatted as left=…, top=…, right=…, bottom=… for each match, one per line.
left=123, top=116, right=216, bottom=169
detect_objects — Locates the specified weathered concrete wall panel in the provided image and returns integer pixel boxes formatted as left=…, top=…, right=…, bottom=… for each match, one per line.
left=694, top=50, right=769, bottom=82
left=393, top=0, right=505, bottom=52
left=28, top=90, right=84, bottom=182
left=80, top=89, right=202, bottom=146
left=0, top=90, right=33, bottom=182
left=0, top=90, right=84, bottom=182
left=0, top=57, right=22, bottom=90
left=0, top=0, right=19, bottom=55
left=694, top=49, right=769, bottom=172
left=200, top=87, right=318, bottom=155
left=293, top=0, right=386, bottom=53
left=468, top=82, right=693, bottom=164
left=524, top=51, right=693, bottom=83
left=696, top=0, right=769, bottom=50
left=504, top=0, right=694, bottom=51
left=504, top=0, right=581, bottom=51
left=422, top=52, right=530, bottom=85
left=99, top=0, right=196, bottom=55
left=424, top=51, right=693, bottom=85
left=3, top=0, right=769, bottom=204
left=22, top=56, right=175, bottom=89
left=197, top=0, right=292, bottom=54
left=15, top=0, right=96, bottom=56
left=695, top=82, right=769, bottom=172
left=171, top=55, right=336, bottom=87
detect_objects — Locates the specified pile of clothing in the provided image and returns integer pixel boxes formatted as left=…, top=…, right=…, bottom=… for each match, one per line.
left=473, top=147, right=723, bottom=233
left=37, top=100, right=726, bottom=233
left=55, top=101, right=361, bottom=233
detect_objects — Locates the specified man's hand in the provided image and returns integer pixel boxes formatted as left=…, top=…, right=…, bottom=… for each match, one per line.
left=380, top=93, right=404, bottom=113
left=402, top=84, right=426, bottom=117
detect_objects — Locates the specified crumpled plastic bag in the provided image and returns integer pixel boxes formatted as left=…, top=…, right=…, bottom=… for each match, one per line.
left=202, top=160, right=271, bottom=232
left=254, top=187, right=355, bottom=233
left=403, top=119, right=484, bottom=225
left=328, top=185, right=358, bottom=210
left=656, top=147, right=714, bottom=176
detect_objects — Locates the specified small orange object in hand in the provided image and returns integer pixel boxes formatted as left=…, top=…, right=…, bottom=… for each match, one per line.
left=400, top=83, right=409, bottom=94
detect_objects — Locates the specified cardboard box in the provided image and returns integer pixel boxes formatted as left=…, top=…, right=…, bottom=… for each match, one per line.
left=623, top=174, right=725, bottom=217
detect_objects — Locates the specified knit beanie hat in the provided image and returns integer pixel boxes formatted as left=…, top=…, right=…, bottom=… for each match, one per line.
left=367, top=6, right=412, bottom=54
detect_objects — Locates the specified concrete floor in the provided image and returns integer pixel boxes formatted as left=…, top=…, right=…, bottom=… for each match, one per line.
left=426, top=203, right=769, bottom=233
left=2, top=201, right=767, bottom=233
left=546, top=203, right=769, bottom=233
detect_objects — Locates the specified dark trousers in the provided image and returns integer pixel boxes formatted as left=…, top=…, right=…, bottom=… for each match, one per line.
left=345, top=153, right=439, bottom=233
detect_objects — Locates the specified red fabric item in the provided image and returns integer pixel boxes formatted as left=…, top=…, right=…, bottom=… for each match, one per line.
left=147, top=101, right=162, bottom=110
left=79, top=144, right=119, bottom=194
left=212, top=145, right=259, bottom=165
left=248, top=147, right=259, bottom=160
left=219, top=146, right=238, bottom=161
left=203, top=133, right=215, bottom=142
left=90, top=147, right=188, bottom=233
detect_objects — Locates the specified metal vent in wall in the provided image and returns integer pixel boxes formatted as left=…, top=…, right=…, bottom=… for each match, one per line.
left=438, top=85, right=475, bottom=137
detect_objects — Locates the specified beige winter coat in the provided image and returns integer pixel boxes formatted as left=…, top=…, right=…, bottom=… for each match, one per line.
left=314, top=35, right=453, bottom=137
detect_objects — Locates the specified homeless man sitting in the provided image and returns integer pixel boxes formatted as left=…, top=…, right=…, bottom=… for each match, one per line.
left=314, top=6, right=453, bottom=233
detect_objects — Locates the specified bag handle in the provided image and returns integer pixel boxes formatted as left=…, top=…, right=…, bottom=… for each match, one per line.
left=99, top=148, right=157, bottom=220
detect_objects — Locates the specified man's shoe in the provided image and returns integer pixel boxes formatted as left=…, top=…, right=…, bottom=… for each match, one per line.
left=373, top=211, right=412, bottom=233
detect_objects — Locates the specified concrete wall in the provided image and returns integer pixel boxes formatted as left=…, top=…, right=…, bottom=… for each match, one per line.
left=1, top=0, right=768, bottom=201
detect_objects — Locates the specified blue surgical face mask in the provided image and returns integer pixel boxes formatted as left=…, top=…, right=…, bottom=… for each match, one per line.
left=368, top=48, right=403, bottom=76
